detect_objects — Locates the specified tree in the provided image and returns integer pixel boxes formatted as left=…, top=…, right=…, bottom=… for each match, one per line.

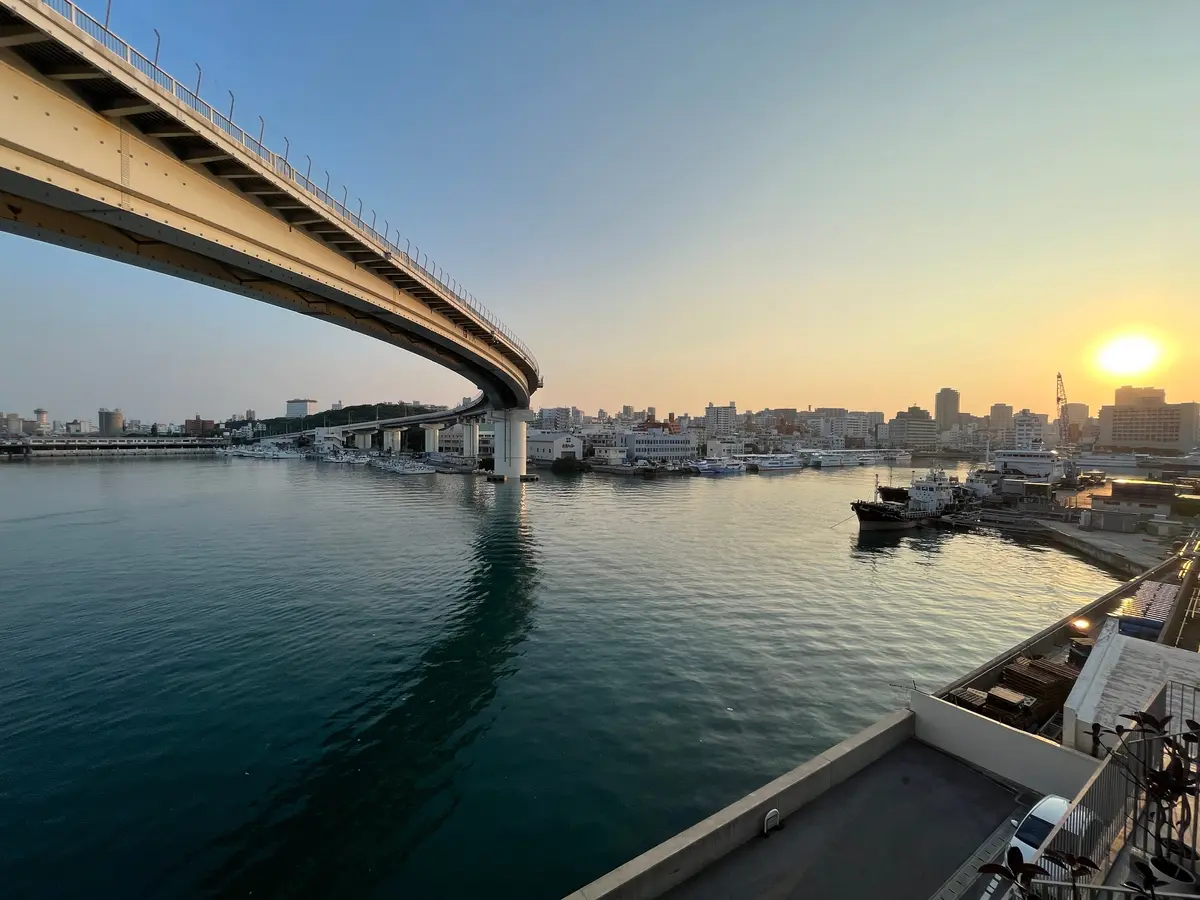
left=150, top=423, right=159, bottom=436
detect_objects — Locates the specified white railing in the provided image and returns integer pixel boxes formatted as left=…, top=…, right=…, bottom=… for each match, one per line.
left=31, top=0, right=539, bottom=378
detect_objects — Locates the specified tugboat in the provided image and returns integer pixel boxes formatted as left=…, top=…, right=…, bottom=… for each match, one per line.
left=851, top=469, right=963, bottom=531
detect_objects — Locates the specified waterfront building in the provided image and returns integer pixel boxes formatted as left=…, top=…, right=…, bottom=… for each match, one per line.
left=886, top=406, right=937, bottom=449
left=624, top=429, right=698, bottom=462
left=285, top=399, right=317, bottom=418
left=705, top=436, right=744, bottom=458
left=934, top=388, right=960, bottom=432
left=1098, top=389, right=1200, bottom=452
left=98, top=408, right=124, bottom=437
left=2, top=412, right=18, bottom=434
left=705, top=402, right=737, bottom=437
left=592, top=446, right=626, bottom=464
left=246, top=409, right=257, bottom=421
left=527, top=432, right=581, bottom=462
left=183, top=415, right=215, bottom=437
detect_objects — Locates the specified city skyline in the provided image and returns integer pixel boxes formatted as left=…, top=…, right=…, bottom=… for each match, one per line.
left=1, top=0, right=1199, bottom=422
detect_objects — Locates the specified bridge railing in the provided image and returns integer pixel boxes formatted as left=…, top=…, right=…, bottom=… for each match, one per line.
left=32, top=0, right=540, bottom=378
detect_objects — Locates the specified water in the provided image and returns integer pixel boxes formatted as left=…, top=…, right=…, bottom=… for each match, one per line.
left=0, top=459, right=1120, bottom=899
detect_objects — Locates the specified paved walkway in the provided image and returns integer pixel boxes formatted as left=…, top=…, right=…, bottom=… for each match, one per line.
left=1040, top=521, right=1171, bottom=574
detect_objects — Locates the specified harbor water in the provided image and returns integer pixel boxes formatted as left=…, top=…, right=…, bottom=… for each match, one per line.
left=0, top=459, right=1121, bottom=899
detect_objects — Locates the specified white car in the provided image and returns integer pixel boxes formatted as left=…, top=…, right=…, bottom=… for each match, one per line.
left=1009, top=795, right=1098, bottom=869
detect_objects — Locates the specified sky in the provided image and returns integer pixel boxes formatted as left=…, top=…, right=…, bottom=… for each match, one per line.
left=2, top=0, right=1199, bottom=424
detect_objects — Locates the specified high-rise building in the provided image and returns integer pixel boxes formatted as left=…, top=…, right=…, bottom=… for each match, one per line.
left=537, top=407, right=572, bottom=431
left=1062, top=403, right=1089, bottom=425
left=989, top=403, right=1014, bottom=431
left=705, top=401, right=738, bottom=437
left=1115, top=386, right=1166, bottom=407
left=934, top=388, right=960, bottom=432
left=3, top=412, right=19, bottom=434
left=1099, top=387, right=1199, bottom=451
left=621, top=405, right=635, bottom=419
left=887, top=406, right=937, bottom=448
left=332, top=401, right=344, bottom=411
left=286, top=399, right=318, bottom=418
left=646, top=406, right=656, bottom=421
left=98, top=408, right=124, bottom=436
left=245, top=409, right=257, bottom=421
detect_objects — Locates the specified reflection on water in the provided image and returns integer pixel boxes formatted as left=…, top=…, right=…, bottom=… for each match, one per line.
left=851, top=527, right=949, bottom=559
left=196, top=485, right=539, bottom=898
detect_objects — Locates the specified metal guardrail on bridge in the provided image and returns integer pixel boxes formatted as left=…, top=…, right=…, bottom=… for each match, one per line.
left=28, top=0, right=539, bottom=377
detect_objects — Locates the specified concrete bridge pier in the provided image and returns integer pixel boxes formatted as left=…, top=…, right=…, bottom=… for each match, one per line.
left=491, top=410, right=534, bottom=479
left=421, top=424, right=441, bottom=454
left=381, top=427, right=405, bottom=453
left=353, top=430, right=375, bottom=451
left=461, top=422, right=480, bottom=460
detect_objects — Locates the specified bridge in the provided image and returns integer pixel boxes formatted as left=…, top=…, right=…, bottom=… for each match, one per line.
left=0, top=0, right=539, bottom=477
left=271, top=393, right=514, bottom=461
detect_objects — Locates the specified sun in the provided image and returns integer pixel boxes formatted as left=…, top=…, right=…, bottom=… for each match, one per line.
left=1096, top=335, right=1161, bottom=376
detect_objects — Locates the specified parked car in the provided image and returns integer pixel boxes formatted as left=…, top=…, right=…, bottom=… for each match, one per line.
left=1009, top=795, right=1098, bottom=872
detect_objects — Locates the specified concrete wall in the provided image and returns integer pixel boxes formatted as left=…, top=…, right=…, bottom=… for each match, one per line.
left=566, top=709, right=914, bottom=900
left=910, top=691, right=1098, bottom=798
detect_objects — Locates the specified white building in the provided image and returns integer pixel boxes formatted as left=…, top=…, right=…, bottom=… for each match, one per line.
left=527, top=432, right=582, bottom=461
left=706, top=436, right=744, bottom=458
left=286, top=398, right=318, bottom=418
left=705, top=402, right=737, bottom=437
left=624, top=429, right=698, bottom=462
left=592, top=446, right=626, bottom=464
left=1013, top=409, right=1049, bottom=450
left=538, top=407, right=573, bottom=432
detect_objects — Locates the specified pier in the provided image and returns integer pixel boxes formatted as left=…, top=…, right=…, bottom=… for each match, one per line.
left=1, top=435, right=227, bottom=458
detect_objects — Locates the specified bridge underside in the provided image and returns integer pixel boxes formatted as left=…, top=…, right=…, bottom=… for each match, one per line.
left=0, top=2, right=537, bottom=408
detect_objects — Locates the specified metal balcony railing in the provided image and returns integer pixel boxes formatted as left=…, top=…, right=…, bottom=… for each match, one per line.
left=1026, top=681, right=1200, bottom=900
left=30, top=0, right=539, bottom=378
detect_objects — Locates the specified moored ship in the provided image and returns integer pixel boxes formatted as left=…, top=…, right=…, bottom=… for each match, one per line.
left=851, top=468, right=964, bottom=531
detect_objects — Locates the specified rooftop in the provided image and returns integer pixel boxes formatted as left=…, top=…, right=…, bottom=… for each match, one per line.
left=660, top=740, right=1020, bottom=900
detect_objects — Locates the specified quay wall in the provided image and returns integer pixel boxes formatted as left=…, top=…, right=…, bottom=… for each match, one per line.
left=565, top=709, right=913, bottom=900
left=1038, top=522, right=1160, bottom=576
left=3, top=447, right=219, bottom=459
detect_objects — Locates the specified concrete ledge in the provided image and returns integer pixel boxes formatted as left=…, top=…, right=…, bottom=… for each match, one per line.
left=571, top=709, right=914, bottom=900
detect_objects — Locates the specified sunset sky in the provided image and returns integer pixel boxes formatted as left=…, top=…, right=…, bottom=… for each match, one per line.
left=2, top=0, right=1198, bottom=422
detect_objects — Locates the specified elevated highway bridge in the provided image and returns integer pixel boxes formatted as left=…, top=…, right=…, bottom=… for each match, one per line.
left=0, top=0, right=539, bottom=476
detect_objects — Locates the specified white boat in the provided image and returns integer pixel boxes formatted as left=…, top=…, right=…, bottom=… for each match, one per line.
left=695, top=457, right=745, bottom=476
left=962, top=469, right=995, bottom=498
left=1068, top=452, right=1142, bottom=471
left=812, top=452, right=844, bottom=468
left=851, top=468, right=963, bottom=530
left=888, top=451, right=912, bottom=465
left=992, top=447, right=1064, bottom=481
left=857, top=454, right=874, bottom=466
left=749, top=454, right=806, bottom=471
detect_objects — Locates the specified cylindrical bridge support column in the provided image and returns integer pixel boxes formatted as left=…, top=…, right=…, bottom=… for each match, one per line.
left=354, top=430, right=375, bottom=451
left=421, top=423, right=440, bottom=454
left=491, top=409, right=533, bottom=479
left=462, top=421, right=480, bottom=459
left=382, top=427, right=404, bottom=453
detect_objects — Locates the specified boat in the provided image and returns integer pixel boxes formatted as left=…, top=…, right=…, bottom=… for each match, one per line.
left=857, top=454, right=874, bottom=466
left=992, top=446, right=1064, bottom=481
left=962, top=468, right=995, bottom=498
left=694, top=458, right=745, bottom=476
left=851, top=468, right=964, bottom=531
left=1068, top=452, right=1142, bottom=471
left=887, top=451, right=912, bottom=465
left=812, top=452, right=844, bottom=468
left=877, top=485, right=909, bottom=503
left=751, top=454, right=806, bottom=471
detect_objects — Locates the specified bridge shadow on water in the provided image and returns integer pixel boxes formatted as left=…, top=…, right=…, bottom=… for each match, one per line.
left=190, top=483, right=540, bottom=898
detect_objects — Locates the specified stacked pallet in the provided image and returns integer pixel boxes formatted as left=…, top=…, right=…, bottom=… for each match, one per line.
left=991, top=656, right=1078, bottom=730
left=949, top=687, right=988, bottom=712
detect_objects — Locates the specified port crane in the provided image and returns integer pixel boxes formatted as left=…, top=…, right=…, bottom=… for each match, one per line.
left=1056, top=372, right=1070, bottom=447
